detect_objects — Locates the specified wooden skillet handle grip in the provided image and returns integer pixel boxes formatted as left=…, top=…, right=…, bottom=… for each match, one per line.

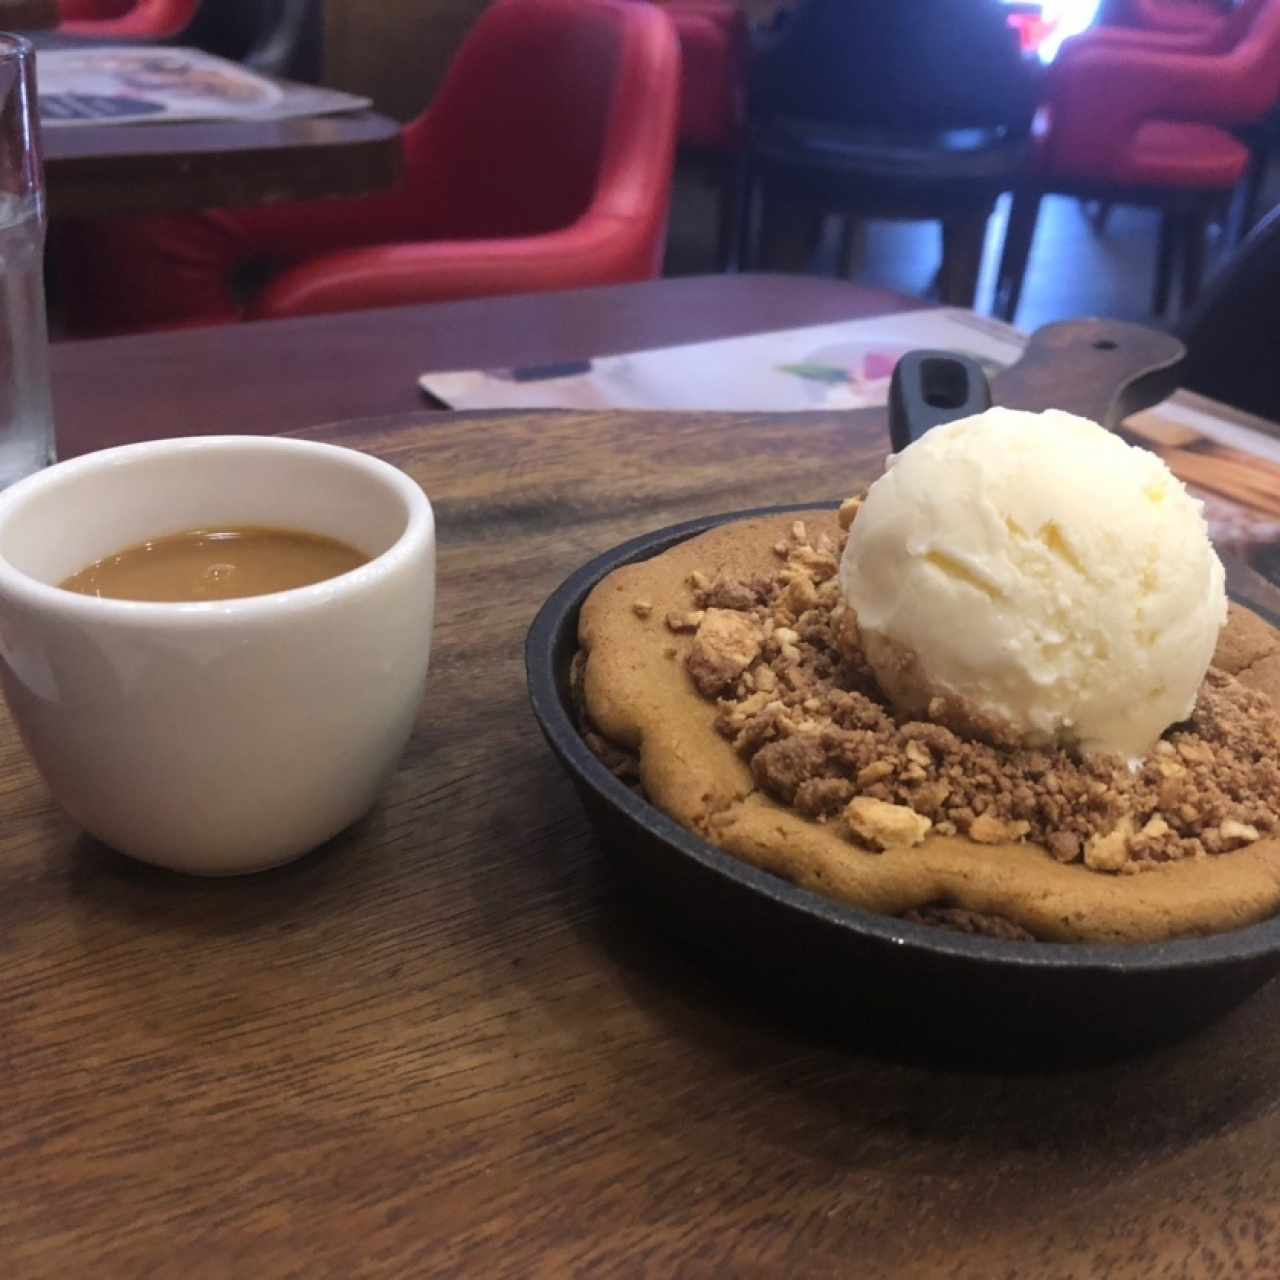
left=991, top=318, right=1186, bottom=430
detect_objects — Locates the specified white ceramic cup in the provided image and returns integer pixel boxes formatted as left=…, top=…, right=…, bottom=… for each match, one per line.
left=0, top=436, right=435, bottom=874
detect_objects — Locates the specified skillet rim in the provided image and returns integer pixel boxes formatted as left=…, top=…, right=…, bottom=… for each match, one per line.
left=525, top=501, right=1280, bottom=977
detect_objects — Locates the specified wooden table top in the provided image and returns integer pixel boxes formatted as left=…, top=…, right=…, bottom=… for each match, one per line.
left=50, top=274, right=925, bottom=458
left=10, top=401, right=1280, bottom=1277
left=18, top=277, right=1280, bottom=1275
left=42, top=107, right=403, bottom=217
left=0, top=0, right=57, bottom=30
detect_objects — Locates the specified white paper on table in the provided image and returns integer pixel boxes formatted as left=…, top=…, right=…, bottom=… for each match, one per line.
left=419, top=308, right=1028, bottom=414
left=420, top=304, right=1280, bottom=554
left=37, top=47, right=371, bottom=126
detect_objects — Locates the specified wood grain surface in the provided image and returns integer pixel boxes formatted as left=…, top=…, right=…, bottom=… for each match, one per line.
left=7, top=401, right=1280, bottom=1278
left=42, top=109, right=403, bottom=217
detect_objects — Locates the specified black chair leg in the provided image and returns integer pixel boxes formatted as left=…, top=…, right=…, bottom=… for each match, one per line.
left=837, top=215, right=866, bottom=279
left=1087, top=200, right=1113, bottom=235
left=1153, top=211, right=1180, bottom=317
left=715, top=150, right=745, bottom=272
left=756, top=179, right=825, bottom=273
left=735, top=156, right=758, bottom=271
left=1180, top=205, right=1209, bottom=314
left=993, top=189, right=1041, bottom=323
left=1238, top=144, right=1270, bottom=245
left=940, top=206, right=991, bottom=308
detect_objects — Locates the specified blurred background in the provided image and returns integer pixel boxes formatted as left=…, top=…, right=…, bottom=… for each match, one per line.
left=321, top=0, right=1278, bottom=332
left=53, top=0, right=1280, bottom=351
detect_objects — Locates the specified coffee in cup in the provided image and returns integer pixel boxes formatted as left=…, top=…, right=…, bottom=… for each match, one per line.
left=0, top=436, right=436, bottom=875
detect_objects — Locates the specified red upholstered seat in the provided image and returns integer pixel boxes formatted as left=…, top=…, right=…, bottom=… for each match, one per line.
left=502, top=0, right=746, bottom=150
left=995, top=0, right=1280, bottom=321
left=651, top=1, right=746, bottom=149
left=1108, top=0, right=1229, bottom=36
left=1025, top=114, right=1249, bottom=190
left=59, top=0, right=199, bottom=37
left=1092, top=0, right=1265, bottom=51
left=1123, top=121, right=1251, bottom=188
left=1037, top=2, right=1280, bottom=185
left=57, top=1, right=133, bottom=18
left=56, top=0, right=680, bottom=335
left=519, top=0, right=746, bottom=263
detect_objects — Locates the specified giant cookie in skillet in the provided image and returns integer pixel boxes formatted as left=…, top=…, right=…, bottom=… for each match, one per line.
left=577, top=509, right=1280, bottom=945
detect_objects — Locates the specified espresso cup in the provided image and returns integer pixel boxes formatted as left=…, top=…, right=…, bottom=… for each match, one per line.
left=0, top=436, right=435, bottom=874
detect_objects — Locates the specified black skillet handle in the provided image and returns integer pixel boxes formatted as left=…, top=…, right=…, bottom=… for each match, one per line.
left=888, top=350, right=993, bottom=452
left=888, top=319, right=1188, bottom=452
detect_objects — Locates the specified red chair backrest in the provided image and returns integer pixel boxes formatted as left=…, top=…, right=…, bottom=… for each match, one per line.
left=402, top=0, right=679, bottom=258
left=58, top=1, right=133, bottom=18
left=60, top=0, right=199, bottom=38
left=1217, top=0, right=1271, bottom=48
left=1046, top=0, right=1280, bottom=180
left=1122, top=0, right=1226, bottom=32
left=1218, top=0, right=1280, bottom=117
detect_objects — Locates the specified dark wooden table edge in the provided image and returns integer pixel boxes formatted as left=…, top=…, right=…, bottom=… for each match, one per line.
left=43, top=112, right=403, bottom=217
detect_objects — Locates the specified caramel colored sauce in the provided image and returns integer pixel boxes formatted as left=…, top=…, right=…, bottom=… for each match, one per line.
left=59, top=527, right=370, bottom=602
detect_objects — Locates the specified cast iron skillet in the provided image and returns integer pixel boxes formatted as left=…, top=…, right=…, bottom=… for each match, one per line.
left=526, top=321, right=1280, bottom=1053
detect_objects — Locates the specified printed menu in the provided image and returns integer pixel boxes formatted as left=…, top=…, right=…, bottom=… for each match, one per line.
left=37, top=47, right=369, bottom=126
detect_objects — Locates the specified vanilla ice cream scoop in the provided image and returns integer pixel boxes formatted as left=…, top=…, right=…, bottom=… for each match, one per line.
left=840, top=407, right=1227, bottom=760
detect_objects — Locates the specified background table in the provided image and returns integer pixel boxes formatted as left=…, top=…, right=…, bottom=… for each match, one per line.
left=17, top=276, right=1280, bottom=1276
left=43, top=108, right=403, bottom=216
left=50, top=274, right=923, bottom=456
left=0, top=0, right=57, bottom=29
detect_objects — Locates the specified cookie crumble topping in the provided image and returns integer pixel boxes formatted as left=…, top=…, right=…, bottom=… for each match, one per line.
left=679, top=515, right=1280, bottom=875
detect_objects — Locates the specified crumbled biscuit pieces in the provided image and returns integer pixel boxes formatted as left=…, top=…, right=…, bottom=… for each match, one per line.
left=665, top=609, right=704, bottom=633
left=837, top=495, right=863, bottom=531
left=695, top=571, right=763, bottom=612
left=1084, top=818, right=1134, bottom=873
left=969, top=813, right=1031, bottom=846
left=687, top=609, right=762, bottom=697
left=846, top=796, right=932, bottom=850
left=664, top=504, right=1280, bottom=875
left=1221, top=819, right=1261, bottom=845
left=771, top=518, right=840, bottom=583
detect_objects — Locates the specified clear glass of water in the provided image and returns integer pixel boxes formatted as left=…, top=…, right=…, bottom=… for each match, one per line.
left=0, top=35, right=52, bottom=488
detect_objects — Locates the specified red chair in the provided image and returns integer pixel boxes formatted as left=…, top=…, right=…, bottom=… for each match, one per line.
left=59, top=0, right=200, bottom=37
left=651, top=1, right=748, bottom=264
left=994, top=0, right=1280, bottom=322
left=1089, top=0, right=1278, bottom=241
left=510, top=2, right=746, bottom=167
left=1090, top=0, right=1263, bottom=50
left=502, top=0, right=747, bottom=262
left=58, top=1, right=131, bottom=17
left=650, top=2, right=745, bottom=149
left=1100, top=0, right=1231, bottom=37
left=1077, top=0, right=1265, bottom=230
left=56, top=0, right=680, bottom=335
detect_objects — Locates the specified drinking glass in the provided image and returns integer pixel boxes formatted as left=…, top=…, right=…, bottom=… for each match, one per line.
left=0, top=35, right=53, bottom=488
